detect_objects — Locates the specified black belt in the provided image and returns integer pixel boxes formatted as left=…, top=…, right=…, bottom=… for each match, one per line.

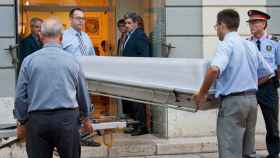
left=220, top=90, right=256, bottom=99
left=29, top=107, right=79, bottom=114
left=259, top=77, right=276, bottom=88
left=263, top=77, right=273, bottom=84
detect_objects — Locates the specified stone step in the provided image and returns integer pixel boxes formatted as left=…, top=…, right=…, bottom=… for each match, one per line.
left=108, top=133, right=267, bottom=157
left=154, top=134, right=266, bottom=155
left=123, top=150, right=268, bottom=158
left=0, top=144, right=108, bottom=158
left=0, top=134, right=268, bottom=158
left=109, top=134, right=157, bottom=157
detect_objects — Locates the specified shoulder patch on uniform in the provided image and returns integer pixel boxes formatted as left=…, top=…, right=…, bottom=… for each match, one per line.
left=271, top=36, right=279, bottom=42
left=266, top=45, right=272, bottom=52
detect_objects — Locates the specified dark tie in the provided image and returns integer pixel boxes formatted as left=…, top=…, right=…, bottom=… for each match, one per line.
left=76, top=33, right=87, bottom=55
left=256, top=40, right=261, bottom=51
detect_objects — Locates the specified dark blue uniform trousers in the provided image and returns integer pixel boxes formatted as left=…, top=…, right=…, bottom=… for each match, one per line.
left=26, top=109, right=81, bottom=158
left=257, top=79, right=280, bottom=158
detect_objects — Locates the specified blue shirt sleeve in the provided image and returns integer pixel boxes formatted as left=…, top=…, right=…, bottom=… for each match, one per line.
left=14, top=59, right=30, bottom=121
left=210, top=41, right=232, bottom=77
left=275, top=41, right=280, bottom=66
left=61, top=31, right=73, bottom=50
left=257, top=51, right=273, bottom=78
left=76, top=63, right=92, bottom=118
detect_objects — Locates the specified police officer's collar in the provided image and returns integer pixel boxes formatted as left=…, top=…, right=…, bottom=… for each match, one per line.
left=252, top=32, right=268, bottom=42
left=43, top=42, right=62, bottom=48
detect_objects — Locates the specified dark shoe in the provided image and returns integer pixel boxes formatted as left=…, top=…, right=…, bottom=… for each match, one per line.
left=266, top=156, right=279, bottom=158
left=80, top=139, right=101, bottom=147
left=245, top=154, right=263, bottom=158
left=265, top=155, right=280, bottom=158
left=131, top=128, right=148, bottom=136
left=124, top=127, right=135, bottom=134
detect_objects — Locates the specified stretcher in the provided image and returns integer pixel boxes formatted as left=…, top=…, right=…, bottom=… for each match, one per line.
left=78, top=56, right=220, bottom=113
left=0, top=56, right=221, bottom=145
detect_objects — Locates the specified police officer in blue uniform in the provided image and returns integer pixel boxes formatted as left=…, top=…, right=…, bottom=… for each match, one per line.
left=247, top=10, right=280, bottom=158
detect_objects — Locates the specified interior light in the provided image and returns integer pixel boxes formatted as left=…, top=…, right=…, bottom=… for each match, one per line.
left=24, top=0, right=30, bottom=6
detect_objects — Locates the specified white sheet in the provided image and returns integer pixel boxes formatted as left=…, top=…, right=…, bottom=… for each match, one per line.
left=78, top=56, right=213, bottom=94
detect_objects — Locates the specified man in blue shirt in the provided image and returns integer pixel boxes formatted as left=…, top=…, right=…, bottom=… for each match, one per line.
left=62, top=8, right=96, bottom=56
left=247, top=10, right=280, bottom=158
left=193, top=9, right=273, bottom=158
left=14, top=17, right=93, bottom=158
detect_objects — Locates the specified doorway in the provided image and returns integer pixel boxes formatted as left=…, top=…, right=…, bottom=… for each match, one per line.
left=18, top=0, right=166, bottom=136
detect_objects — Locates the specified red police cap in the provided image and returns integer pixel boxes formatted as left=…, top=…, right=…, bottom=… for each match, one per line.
left=247, top=10, right=270, bottom=22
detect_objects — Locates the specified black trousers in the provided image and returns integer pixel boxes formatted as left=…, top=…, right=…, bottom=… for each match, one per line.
left=26, top=109, right=80, bottom=158
left=257, top=80, right=279, bottom=158
left=122, top=100, right=146, bottom=128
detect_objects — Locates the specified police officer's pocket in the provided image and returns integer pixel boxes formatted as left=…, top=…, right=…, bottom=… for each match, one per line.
left=218, top=97, right=233, bottom=118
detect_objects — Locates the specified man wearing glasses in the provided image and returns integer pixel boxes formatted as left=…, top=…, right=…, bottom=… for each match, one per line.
left=193, top=9, right=273, bottom=158
left=62, top=8, right=99, bottom=147
left=247, top=10, right=280, bottom=158
left=62, top=8, right=96, bottom=56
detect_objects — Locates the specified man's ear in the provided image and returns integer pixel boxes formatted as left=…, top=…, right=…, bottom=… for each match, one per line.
left=220, top=22, right=225, bottom=29
left=220, top=22, right=228, bottom=32
left=59, top=35, right=63, bottom=42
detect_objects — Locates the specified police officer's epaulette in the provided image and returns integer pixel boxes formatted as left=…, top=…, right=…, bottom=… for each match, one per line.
left=246, top=36, right=253, bottom=41
left=271, top=36, right=279, bottom=42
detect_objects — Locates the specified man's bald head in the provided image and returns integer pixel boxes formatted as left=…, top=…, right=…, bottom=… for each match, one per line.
left=41, top=17, right=63, bottom=38
left=40, top=17, right=63, bottom=44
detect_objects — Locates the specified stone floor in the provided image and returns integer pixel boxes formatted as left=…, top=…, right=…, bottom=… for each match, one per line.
left=84, top=133, right=269, bottom=157
left=0, top=133, right=270, bottom=158
left=123, top=151, right=268, bottom=158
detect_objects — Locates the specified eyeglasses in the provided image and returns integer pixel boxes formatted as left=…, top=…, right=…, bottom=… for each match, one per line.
left=72, top=16, right=85, bottom=21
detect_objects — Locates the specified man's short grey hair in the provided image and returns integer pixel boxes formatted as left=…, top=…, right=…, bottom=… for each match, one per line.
left=30, top=17, right=43, bottom=27
left=41, top=17, right=63, bottom=37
